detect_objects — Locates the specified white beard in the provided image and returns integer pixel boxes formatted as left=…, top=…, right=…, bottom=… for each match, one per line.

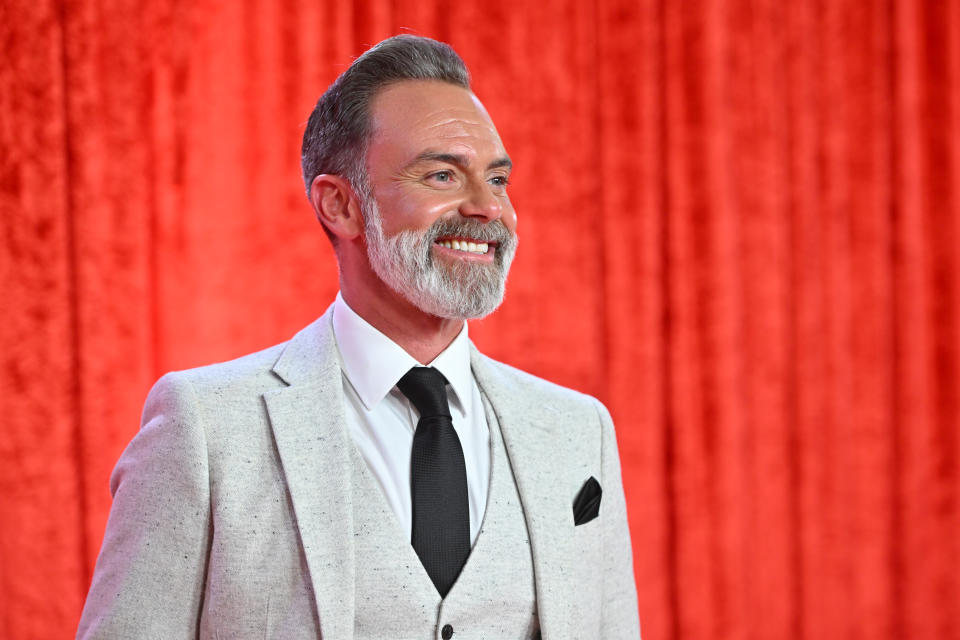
left=362, top=197, right=517, bottom=320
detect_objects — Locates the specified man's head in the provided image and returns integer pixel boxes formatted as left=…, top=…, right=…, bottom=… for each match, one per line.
left=302, top=36, right=517, bottom=321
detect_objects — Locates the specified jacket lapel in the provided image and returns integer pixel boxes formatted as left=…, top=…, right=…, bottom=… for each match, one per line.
left=263, top=309, right=356, bottom=639
left=470, top=348, right=578, bottom=639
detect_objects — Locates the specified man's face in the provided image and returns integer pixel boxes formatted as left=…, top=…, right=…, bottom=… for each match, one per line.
left=359, top=80, right=518, bottom=320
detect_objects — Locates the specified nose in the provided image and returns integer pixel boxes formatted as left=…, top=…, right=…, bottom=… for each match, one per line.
left=459, top=179, right=505, bottom=223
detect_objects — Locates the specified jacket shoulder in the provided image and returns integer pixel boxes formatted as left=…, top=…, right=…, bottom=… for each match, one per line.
left=163, top=341, right=288, bottom=391
left=138, top=341, right=287, bottom=428
left=472, top=352, right=607, bottom=417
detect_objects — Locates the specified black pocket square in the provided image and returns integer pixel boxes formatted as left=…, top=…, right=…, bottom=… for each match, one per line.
left=573, top=476, right=602, bottom=525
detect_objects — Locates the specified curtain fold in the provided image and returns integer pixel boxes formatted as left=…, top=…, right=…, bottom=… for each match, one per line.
left=2, top=1, right=957, bottom=638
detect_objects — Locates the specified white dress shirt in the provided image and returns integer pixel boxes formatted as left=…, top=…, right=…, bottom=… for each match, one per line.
left=331, top=293, right=490, bottom=544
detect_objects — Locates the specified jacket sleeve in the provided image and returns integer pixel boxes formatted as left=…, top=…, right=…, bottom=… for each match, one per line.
left=595, top=399, right=642, bottom=638
left=77, top=372, right=212, bottom=639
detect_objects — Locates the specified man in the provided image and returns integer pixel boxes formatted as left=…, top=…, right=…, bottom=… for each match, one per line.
left=78, top=35, right=640, bottom=639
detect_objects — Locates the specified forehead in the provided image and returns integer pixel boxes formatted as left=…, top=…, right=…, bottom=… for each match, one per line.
left=366, top=80, right=506, bottom=163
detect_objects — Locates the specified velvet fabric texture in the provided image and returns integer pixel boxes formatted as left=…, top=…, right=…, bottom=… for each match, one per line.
left=2, top=1, right=958, bottom=638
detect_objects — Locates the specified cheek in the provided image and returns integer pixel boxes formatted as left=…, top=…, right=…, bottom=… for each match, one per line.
left=379, top=195, right=456, bottom=236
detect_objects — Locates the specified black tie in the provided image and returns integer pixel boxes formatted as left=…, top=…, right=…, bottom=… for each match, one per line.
left=397, top=366, right=470, bottom=597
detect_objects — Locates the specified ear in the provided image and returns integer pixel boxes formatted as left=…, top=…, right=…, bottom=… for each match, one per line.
left=309, top=174, right=365, bottom=240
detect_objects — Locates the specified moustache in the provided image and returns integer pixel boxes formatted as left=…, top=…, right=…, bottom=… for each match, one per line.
left=424, top=217, right=516, bottom=246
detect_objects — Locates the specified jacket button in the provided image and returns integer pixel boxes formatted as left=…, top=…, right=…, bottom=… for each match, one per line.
left=441, top=624, right=454, bottom=639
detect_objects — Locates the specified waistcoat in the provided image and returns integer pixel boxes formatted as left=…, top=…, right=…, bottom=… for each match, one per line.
left=351, top=395, right=540, bottom=639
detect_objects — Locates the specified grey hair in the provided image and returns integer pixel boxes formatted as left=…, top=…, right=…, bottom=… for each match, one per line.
left=301, top=35, right=471, bottom=215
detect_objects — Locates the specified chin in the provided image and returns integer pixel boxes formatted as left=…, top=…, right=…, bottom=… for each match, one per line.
left=403, top=283, right=507, bottom=321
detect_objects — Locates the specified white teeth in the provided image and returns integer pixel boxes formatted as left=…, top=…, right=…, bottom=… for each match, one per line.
left=437, top=239, right=490, bottom=254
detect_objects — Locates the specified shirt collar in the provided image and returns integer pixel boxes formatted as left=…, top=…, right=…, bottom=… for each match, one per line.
left=332, top=292, right=472, bottom=417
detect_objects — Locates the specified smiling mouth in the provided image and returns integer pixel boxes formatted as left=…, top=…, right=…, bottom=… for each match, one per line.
left=435, top=237, right=494, bottom=255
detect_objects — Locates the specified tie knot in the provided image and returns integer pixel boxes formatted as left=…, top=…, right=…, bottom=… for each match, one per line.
left=397, top=367, right=451, bottom=419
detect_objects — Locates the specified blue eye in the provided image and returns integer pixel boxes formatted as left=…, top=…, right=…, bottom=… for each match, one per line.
left=490, top=176, right=510, bottom=187
left=430, top=171, right=453, bottom=182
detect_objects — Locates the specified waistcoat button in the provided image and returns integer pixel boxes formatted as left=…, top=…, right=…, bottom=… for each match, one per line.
left=441, top=624, right=454, bottom=639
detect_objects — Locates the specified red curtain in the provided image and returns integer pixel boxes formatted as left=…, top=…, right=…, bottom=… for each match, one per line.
left=2, top=1, right=959, bottom=638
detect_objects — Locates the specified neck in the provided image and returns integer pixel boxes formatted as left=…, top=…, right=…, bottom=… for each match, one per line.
left=340, top=270, right=464, bottom=366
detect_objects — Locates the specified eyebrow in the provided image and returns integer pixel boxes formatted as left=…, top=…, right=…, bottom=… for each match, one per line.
left=409, top=151, right=513, bottom=172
